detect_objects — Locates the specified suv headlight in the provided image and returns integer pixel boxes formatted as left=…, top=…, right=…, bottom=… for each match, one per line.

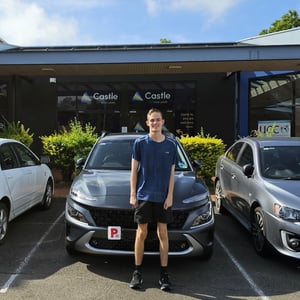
left=274, top=204, right=300, bottom=221
left=191, top=202, right=213, bottom=228
left=67, top=203, right=88, bottom=224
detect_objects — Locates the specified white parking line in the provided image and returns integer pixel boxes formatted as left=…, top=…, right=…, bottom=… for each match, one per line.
left=0, top=211, right=65, bottom=294
left=215, top=233, right=270, bottom=300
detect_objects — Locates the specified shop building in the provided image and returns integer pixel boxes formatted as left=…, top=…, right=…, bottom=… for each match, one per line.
left=1, top=29, right=300, bottom=153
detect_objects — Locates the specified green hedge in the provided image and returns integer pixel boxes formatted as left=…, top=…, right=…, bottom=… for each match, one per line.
left=40, top=118, right=98, bottom=181
left=179, top=134, right=226, bottom=184
left=0, top=121, right=33, bottom=147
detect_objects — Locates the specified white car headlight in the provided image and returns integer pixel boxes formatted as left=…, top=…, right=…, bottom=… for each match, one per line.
left=274, top=204, right=300, bottom=221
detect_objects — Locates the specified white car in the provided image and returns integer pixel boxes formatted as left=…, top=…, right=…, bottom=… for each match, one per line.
left=0, top=138, right=54, bottom=244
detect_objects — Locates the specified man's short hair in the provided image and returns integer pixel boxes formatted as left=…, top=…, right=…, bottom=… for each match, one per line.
left=147, top=108, right=163, bottom=118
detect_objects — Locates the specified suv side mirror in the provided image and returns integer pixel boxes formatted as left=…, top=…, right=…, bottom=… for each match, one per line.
left=193, top=160, right=202, bottom=170
left=76, top=158, right=86, bottom=169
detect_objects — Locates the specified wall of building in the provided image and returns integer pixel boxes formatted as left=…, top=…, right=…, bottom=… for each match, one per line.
left=15, top=76, right=57, bottom=153
left=2, top=72, right=236, bottom=154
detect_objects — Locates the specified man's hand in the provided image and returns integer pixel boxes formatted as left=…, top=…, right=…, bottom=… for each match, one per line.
left=164, top=195, right=173, bottom=210
left=130, top=195, right=138, bottom=208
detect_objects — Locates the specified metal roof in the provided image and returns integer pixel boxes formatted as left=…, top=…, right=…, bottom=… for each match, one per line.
left=0, top=41, right=300, bottom=76
left=239, top=27, right=300, bottom=46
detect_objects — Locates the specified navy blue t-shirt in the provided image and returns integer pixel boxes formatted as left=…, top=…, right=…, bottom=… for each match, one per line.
left=132, top=134, right=177, bottom=203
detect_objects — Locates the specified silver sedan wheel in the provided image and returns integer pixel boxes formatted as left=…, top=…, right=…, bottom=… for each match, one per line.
left=214, top=180, right=225, bottom=214
left=251, top=207, right=270, bottom=256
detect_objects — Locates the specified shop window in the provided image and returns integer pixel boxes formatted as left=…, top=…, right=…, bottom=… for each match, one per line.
left=57, top=80, right=196, bottom=135
left=57, top=82, right=121, bottom=132
left=294, top=75, right=300, bottom=136
left=0, top=83, right=8, bottom=127
left=249, top=74, right=300, bottom=137
left=128, top=81, right=196, bottom=135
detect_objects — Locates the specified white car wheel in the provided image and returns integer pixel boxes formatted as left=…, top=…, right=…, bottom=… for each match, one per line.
left=0, top=202, right=8, bottom=244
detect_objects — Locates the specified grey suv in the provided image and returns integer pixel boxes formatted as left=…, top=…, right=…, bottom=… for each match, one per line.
left=65, top=133, right=214, bottom=259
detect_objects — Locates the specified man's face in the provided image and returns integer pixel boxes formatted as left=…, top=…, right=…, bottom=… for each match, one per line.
left=146, top=112, right=164, bottom=133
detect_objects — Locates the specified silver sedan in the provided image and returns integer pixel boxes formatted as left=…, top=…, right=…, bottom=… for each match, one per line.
left=215, top=137, right=300, bottom=259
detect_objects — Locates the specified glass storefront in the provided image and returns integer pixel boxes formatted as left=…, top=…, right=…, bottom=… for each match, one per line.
left=0, top=83, right=8, bottom=128
left=249, top=73, right=300, bottom=137
left=57, top=80, right=196, bottom=135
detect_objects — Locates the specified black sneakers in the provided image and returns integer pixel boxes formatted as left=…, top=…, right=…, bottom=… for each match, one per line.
left=129, top=270, right=172, bottom=291
left=159, top=272, right=172, bottom=291
left=129, top=270, right=143, bottom=289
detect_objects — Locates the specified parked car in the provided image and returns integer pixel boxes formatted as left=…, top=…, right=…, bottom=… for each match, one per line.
left=215, top=137, right=300, bottom=259
left=0, top=138, right=54, bottom=244
left=65, top=132, right=214, bottom=259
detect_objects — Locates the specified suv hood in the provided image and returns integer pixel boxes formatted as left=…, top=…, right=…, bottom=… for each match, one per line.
left=69, top=169, right=209, bottom=209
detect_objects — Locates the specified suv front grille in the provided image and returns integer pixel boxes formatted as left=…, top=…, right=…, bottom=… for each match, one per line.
left=90, top=208, right=190, bottom=229
left=90, top=209, right=135, bottom=228
left=89, top=237, right=190, bottom=252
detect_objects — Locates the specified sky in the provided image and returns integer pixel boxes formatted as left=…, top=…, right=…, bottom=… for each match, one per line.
left=0, top=0, right=300, bottom=47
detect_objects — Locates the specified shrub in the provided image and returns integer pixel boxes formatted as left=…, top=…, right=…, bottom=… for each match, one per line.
left=179, top=130, right=226, bottom=185
left=40, top=118, right=98, bottom=181
left=0, top=120, right=33, bottom=147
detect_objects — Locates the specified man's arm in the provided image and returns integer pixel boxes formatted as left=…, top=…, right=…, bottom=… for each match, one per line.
left=164, top=164, right=175, bottom=209
left=130, top=158, right=139, bottom=207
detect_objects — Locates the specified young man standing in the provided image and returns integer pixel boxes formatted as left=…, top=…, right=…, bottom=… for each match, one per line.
left=129, top=108, right=177, bottom=291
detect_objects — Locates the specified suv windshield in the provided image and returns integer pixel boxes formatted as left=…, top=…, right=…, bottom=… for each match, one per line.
left=85, top=138, right=191, bottom=171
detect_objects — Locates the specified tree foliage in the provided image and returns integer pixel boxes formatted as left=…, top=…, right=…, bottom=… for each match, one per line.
left=160, top=38, right=171, bottom=43
left=0, top=120, right=33, bottom=147
left=260, top=10, right=300, bottom=35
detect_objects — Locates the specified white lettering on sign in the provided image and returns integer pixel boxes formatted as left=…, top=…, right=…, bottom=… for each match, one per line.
left=108, top=226, right=121, bottom=240
left=93, top=92, right=118, bottom=101
left=144, top=91, right=171, bottom=100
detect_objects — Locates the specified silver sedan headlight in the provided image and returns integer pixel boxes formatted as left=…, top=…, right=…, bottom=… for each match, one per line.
left=274, top=204, right=300, bottom=221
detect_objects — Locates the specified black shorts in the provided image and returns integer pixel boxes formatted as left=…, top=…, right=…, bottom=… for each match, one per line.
left=134, top=201, right=173, bottom=224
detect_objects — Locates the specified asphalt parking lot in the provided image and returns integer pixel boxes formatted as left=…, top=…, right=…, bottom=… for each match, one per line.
left=1, top=185, right=300, bottom=300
